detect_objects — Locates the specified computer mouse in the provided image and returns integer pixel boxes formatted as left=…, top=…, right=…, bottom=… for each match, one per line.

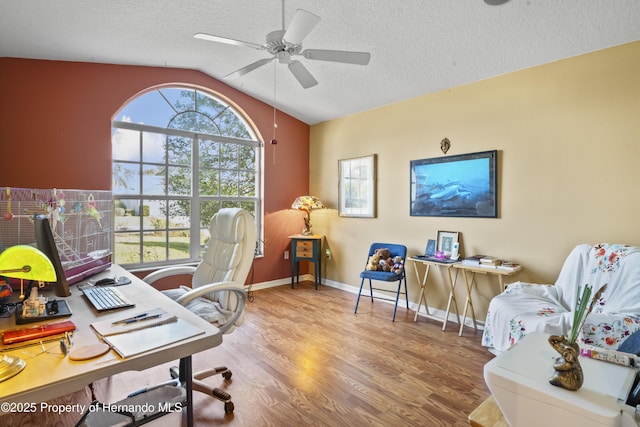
left=95, top=277, right=116, bottom=286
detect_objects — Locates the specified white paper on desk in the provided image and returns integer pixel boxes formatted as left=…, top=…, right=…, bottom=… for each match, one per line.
left=101, top=318, right=205, bottom=358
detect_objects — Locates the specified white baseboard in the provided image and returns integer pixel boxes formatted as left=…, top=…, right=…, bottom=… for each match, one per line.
left=245, top=277, right=291, bottom=291
left=248, top=275, right=484, bottom=330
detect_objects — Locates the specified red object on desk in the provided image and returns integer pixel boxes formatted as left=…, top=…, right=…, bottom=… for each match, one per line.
left=2, top=320, right=76, bottom=344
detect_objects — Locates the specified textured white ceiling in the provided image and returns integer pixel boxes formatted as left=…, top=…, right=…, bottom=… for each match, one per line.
left=1, top=0, right=639, bottom=125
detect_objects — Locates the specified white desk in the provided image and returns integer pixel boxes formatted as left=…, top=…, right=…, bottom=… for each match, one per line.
left=0, top=264, right=222, bottom=426
left=407, top=257, right=461, bottom=331
left=452, top=263, right=522, bottom=336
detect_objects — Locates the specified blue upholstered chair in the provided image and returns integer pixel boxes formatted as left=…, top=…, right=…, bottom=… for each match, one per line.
left=354, top=243, right=408, bottom=321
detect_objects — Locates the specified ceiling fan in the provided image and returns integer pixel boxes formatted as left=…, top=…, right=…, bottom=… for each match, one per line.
left=194, top=1, right=371, bottom=89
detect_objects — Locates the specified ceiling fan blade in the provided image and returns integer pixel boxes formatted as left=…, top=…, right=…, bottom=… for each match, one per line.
left=224, top=57, right=274, bottom=79
left=283, top=9, right=321, bottom=45
left=194, top=33, right=264, bottom=50
left=302, top=49, right=371, bottom=65
left=288, top=60, right=318, bottom=89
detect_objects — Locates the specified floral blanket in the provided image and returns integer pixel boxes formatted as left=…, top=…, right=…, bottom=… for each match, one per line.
left=482, top=243, right=640, bottom=353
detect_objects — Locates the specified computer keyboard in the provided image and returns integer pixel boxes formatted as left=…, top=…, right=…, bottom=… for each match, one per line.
left=83, top=286, right=135, bottom=311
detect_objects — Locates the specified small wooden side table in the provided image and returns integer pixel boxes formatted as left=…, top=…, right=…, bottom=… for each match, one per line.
left=289, top=234, right=322, bottom=290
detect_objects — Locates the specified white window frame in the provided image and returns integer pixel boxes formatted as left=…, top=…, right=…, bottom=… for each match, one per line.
left=111, top=88, right=262, bottom=269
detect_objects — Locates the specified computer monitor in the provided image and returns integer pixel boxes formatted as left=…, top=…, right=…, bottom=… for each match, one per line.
left=33, top=214, right=71, bottom=297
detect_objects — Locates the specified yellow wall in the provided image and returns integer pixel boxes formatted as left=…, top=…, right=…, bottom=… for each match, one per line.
left=309, top=40, right=640, bottom=320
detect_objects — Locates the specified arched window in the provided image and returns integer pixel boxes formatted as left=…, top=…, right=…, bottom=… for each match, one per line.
left=111, top=87, right=261, bottom=268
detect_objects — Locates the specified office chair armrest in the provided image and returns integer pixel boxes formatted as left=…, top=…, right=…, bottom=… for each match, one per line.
left=142, top=265, right=198, bottom=285
left=175, top=281, right=246, bottom=334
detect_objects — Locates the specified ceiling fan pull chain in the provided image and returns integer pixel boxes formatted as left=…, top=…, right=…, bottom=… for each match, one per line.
left=273, top=59, right=278, bottom=139
left=271, top=60, right=278, bottom=165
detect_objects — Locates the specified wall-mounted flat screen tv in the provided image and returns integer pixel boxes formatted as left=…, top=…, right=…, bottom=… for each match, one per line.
left=410, top=150, right=498, bottom=218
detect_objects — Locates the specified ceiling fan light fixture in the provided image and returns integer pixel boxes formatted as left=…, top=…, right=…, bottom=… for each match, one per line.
left=276, top=51, right=291, bottom=64
left=484, top=0, right=510, bottom=5
left=282, top=9, right=321, bottom=45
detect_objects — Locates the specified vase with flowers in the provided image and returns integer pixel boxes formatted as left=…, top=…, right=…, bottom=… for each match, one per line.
left=548, top=283, right=607, bottom=391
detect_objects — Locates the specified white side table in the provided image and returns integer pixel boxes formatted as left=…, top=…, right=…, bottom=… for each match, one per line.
left=484, top=332, right=638, bottom=427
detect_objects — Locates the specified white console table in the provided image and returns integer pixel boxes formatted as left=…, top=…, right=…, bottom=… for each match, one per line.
left=484, top=332, right=639, bottom=427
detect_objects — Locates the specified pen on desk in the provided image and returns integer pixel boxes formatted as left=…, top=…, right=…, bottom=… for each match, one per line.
left=112, top=313, right=148, bottom=325
left=119, top=314, right=162, bottom=325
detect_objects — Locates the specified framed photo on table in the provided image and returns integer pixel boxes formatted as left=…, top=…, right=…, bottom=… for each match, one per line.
left=437, top=231, right=459, bottom=257
left=338, top=154, right=376, bottom=217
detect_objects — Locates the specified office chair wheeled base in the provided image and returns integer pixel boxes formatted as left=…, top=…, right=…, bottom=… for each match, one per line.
left=170, top=366, right=235, bottom=414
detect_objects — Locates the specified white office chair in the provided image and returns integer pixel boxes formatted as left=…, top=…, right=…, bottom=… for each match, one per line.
left=142, top=207, right=256, bottom=414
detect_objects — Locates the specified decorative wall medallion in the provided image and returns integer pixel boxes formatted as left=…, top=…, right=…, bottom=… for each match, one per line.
left=440, top=138, right=451, bottom=154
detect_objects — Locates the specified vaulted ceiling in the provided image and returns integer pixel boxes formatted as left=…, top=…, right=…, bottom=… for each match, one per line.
left=1, top=0, right=639, bottom=124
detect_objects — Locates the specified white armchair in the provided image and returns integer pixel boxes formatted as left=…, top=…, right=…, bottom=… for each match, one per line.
left=482, top=243, right=640, bottom=354
left=143, top=207, right=256, bottom=413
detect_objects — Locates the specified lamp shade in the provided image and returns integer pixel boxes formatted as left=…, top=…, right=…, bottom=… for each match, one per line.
left=291, top=195, right=325, bottom=211
left=0, top=245, right=57, bottom=282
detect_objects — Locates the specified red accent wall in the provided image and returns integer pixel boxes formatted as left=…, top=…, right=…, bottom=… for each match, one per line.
left=0, top=58, right=309, bottom=283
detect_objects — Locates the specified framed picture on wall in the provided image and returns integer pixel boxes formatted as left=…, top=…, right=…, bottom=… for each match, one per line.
left=338, top=154, right=376, bottom=217
left=410, top=150, right=498, bottom=217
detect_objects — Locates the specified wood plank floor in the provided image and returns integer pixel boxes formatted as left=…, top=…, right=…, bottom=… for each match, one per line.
left=113, top=282, right=494, bottom=426
left=5, top=282, right=496, bottom=426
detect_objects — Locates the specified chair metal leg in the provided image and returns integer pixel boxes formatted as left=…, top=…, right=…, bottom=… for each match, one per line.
left=392, top=280, right=402, bottom=321
left=367, top=279, right=374, bottom=302
left=354, top=278, right=366, bottom=313
left=391, top=276, right=409, bottom=321
left=403, top=277, right=409, bottom=309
